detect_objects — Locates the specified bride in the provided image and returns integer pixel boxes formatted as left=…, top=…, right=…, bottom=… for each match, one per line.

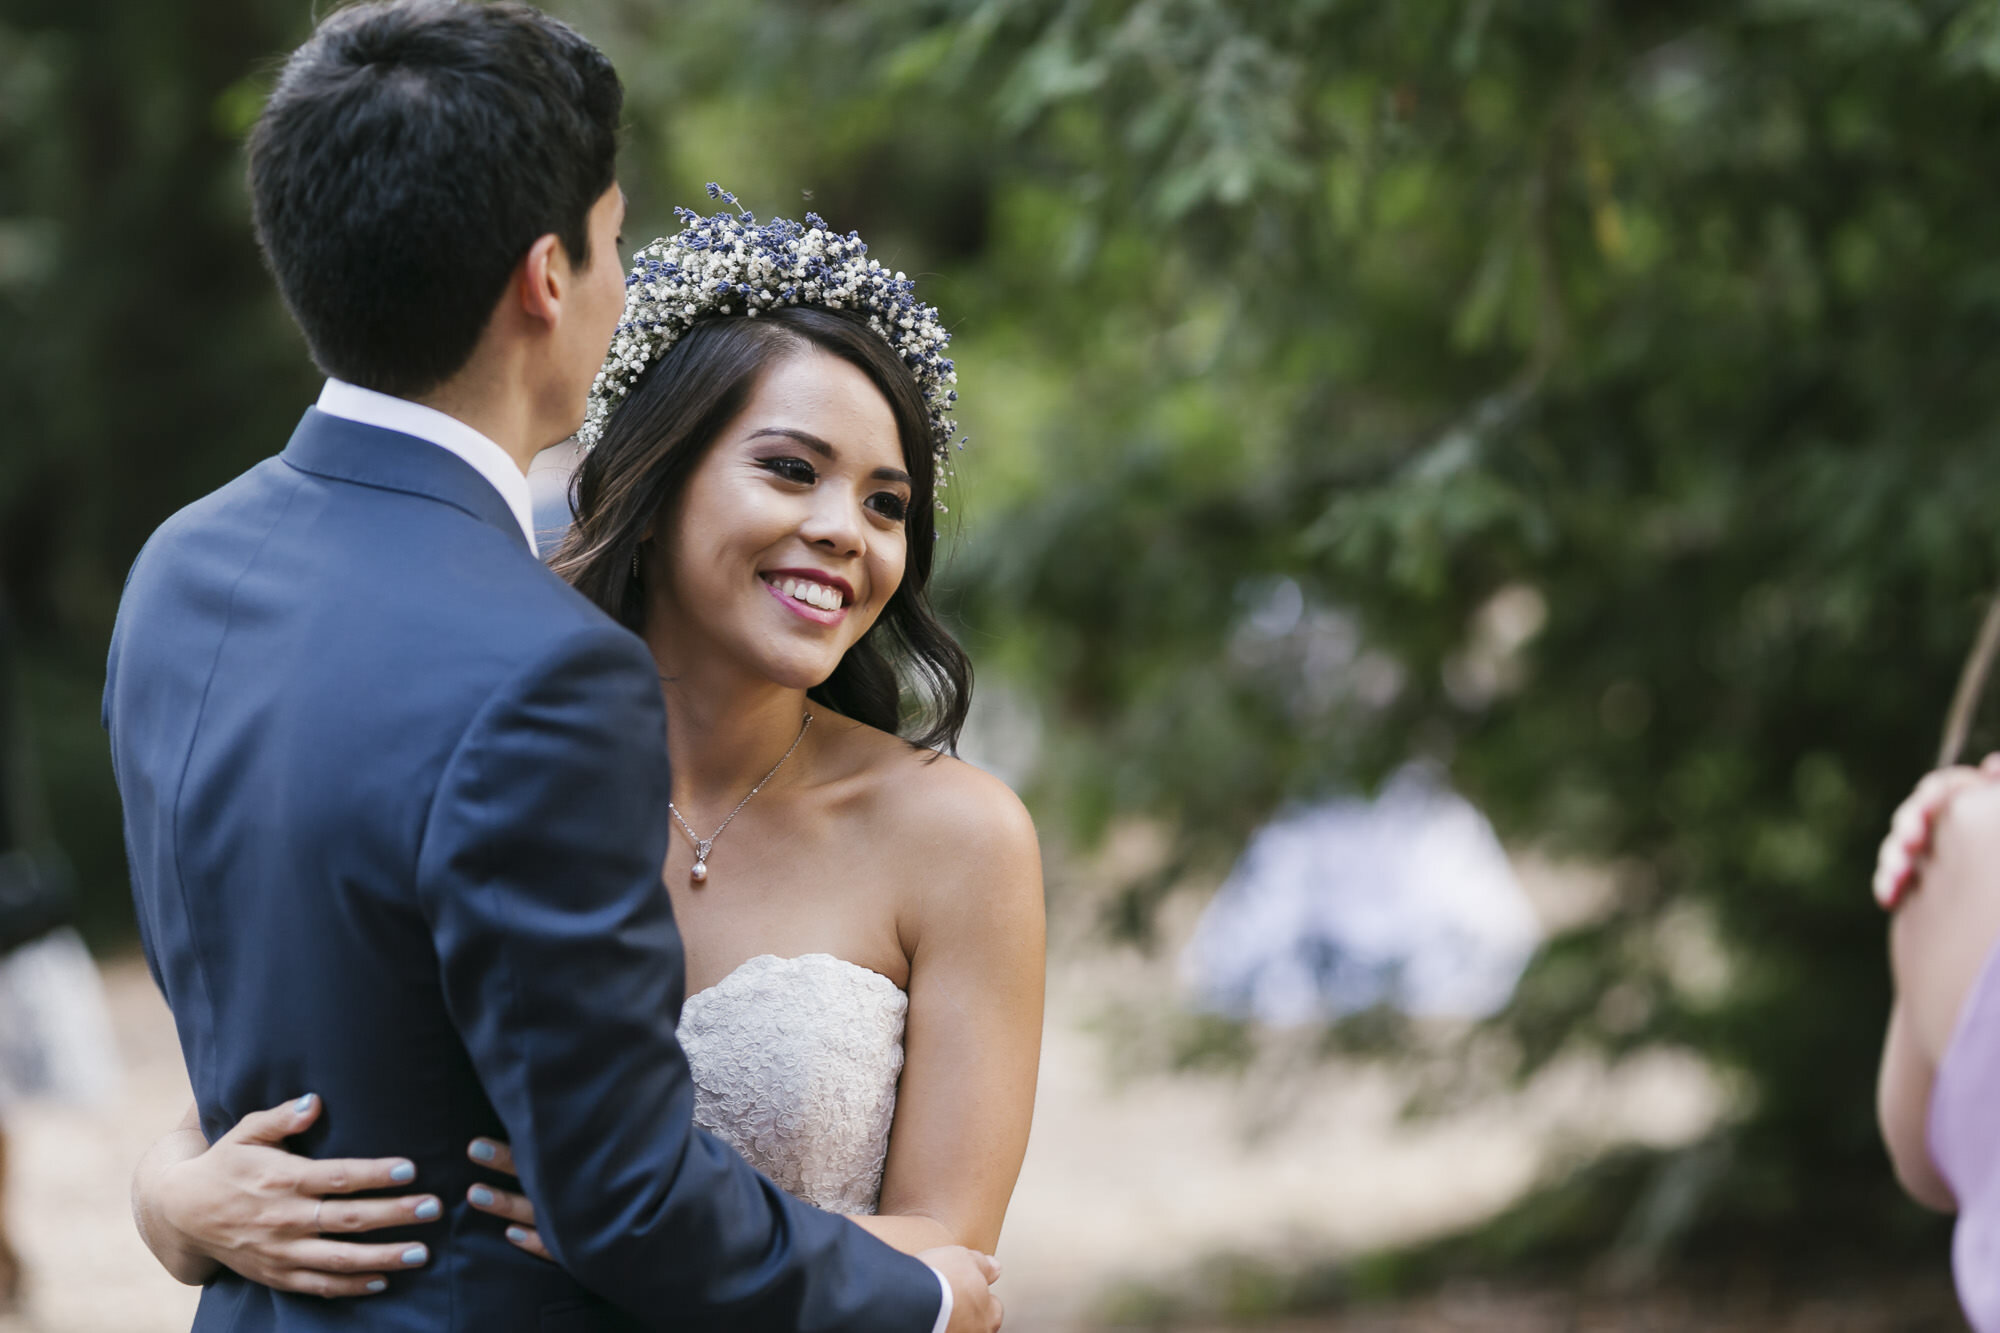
left=128, top=194, right=1045, bottom=1295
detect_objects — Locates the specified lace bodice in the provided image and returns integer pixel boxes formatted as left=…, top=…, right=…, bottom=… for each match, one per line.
left=677, top=953, right=907, bottom=1215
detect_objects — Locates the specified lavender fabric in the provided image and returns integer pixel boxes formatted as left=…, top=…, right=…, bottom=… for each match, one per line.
left=1930, top=938, right=2000, bottom=1331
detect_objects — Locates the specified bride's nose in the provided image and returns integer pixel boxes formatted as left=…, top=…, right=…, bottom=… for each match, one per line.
left=797, top=490, right=865, bottom=558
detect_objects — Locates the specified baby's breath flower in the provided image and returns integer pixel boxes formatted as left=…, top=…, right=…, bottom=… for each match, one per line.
left=577, top=185, right=963, bottom=507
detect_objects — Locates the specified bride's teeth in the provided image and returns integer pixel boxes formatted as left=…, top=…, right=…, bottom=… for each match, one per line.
left=770, top=576, right=842, bottom=612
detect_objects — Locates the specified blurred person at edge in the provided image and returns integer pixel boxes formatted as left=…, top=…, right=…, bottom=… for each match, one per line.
left=0, top=596, right=121, bottom=1309
left=1875, top=754, right=2000, bottom=1331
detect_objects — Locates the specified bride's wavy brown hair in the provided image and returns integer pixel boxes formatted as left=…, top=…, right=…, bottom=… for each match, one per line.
left=551, top=305, right=972, bottom=752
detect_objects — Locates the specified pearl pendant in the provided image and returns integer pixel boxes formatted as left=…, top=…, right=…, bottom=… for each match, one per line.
left=690, top=859, right=709, bottom=886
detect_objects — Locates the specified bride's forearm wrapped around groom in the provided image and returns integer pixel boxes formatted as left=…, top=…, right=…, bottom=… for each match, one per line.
left=103, top=3, right=1041, bottom=1331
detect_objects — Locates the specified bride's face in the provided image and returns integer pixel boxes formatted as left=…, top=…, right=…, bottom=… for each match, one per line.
left=648, top=348, right=912, bottom=690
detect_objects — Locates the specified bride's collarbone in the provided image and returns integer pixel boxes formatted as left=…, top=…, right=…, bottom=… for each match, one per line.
left=662, top=730, right=949, bottom=994
left=662, top=780, right=925, bottom=904
left=662, top=835, right=906, bottom=909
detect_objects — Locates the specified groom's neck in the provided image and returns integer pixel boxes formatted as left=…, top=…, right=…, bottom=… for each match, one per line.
left=413, top=369, right=547, bottom=476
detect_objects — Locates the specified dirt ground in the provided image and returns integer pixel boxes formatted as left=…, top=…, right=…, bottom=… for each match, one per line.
left=0, top=953, right=1966, bottom=1333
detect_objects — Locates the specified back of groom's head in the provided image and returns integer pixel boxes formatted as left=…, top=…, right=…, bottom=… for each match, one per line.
left=249, top=0, right=623, bottom=399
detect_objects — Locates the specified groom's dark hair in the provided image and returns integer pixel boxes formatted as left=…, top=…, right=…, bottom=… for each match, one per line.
left=249, top=0, right=622, bottom=398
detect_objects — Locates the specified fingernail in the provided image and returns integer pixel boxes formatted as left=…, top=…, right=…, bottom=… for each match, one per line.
left=414, top=1198, right=441, bottom=1221
left=506, top=1226, right=529, bottom=1245
left=401, top=1245, right=427, bottom=1267
left=469, top=1185, right=495, bottom=1206
left=294, top=1093, right=316, bottom=1114
left=365, top=1279, right=387, bottom=1294
left=391, top=1162, right=417, bottom=1185
left=469, top=1140, right=497, bottom=1163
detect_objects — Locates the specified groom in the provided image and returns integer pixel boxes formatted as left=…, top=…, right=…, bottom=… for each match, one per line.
left=102, top=3, right=1000, bottom=1330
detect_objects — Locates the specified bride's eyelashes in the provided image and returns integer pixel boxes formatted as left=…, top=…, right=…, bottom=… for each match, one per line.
left=756, top=455, right=909, bottom=523
left=759, top=455, right=816, bottom=486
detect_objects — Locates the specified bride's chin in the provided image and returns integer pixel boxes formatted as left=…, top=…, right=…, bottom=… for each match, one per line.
left=741, top=645, right=844, bottom=694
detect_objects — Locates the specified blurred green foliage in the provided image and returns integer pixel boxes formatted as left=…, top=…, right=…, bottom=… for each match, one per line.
left=6, top=0, right=1999, bottom=1276
left=0, top=0, right=321, bottom=935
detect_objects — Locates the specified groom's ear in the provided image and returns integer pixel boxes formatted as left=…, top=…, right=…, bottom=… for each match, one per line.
left=514, top=233, right=567, bottom=330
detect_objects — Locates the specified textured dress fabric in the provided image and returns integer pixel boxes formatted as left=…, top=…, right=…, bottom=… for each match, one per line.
left=1930, top=937, right=2000, bottom=1333
left=679, top=954, right=908, bottom=1215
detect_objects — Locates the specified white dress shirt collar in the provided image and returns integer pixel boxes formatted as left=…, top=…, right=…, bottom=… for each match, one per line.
left=315, top=379, right=539, bottom=553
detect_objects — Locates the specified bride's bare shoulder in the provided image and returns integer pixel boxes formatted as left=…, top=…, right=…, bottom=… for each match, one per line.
left=828, top=717, right=1041, bottom=899
left=851, top=726, right=1034, bottom=841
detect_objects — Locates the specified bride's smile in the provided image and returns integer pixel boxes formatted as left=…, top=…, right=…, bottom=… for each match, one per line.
left=763, top=572, right=851, bottom=619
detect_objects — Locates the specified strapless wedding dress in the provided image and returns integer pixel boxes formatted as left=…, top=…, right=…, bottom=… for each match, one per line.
left=676, top=952, right=907, bottom=1215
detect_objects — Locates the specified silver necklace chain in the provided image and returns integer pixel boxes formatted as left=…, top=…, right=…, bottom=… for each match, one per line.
left=669, top=710, right=813, bottom=885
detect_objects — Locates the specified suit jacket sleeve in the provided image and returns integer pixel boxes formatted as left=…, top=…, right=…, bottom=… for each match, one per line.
left=416, top=622, right=944, bottom=1332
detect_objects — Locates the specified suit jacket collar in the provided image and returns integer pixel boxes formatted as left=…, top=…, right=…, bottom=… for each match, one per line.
left=280, top=408, right=534, bottom=555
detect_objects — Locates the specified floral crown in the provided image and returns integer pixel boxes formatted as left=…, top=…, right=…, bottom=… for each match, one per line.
left=577, top=184, right=963, bottom=509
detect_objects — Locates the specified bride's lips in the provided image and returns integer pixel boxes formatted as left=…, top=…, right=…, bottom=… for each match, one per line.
left=760, top=570, right=853, bottom=626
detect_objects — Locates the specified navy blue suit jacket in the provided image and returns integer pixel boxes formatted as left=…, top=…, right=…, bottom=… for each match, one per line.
left=103, top=409, right=942, bottom=1332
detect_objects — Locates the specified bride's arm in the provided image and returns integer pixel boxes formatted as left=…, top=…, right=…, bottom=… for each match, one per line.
left=859, top=765, right=1045, bottom=1257
left=133, top=1100, right=223, bottom=1284
left=130, top=1093, right=440, bottom=1297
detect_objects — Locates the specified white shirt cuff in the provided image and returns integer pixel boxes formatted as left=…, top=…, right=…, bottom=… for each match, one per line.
left=928, top=1264, right=953, bottom=1333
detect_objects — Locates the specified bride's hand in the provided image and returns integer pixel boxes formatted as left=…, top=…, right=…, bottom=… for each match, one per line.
left=1875, top=756, right=2000, bottom=909
left=464, top=1138, right=552, bottom=1261
left=155, top=1094, right=439, bottom=1298
left=921, top=1246, right=1004, bottom=1333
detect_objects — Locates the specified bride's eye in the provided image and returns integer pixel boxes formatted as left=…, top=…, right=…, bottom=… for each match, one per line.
left=867, top=492, right=909, bottom=523
left=761, top=456, right=816, bottom=485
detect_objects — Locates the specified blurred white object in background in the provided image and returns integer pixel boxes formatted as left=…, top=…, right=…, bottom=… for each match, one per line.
left=954, top=681, right=1043, bottom=791
left=1181, top=766, right=1541, bottom=1024
left=0, top=927, right=121, bottom=1110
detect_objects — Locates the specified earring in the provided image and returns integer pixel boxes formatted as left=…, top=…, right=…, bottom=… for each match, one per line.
left=631, top=550, right=640, bottom=581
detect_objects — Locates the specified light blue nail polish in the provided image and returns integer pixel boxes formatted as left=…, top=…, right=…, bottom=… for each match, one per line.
left=469, top=1141, right=497, bottom=1163
left=293, top=1093, right=315, bottom=1114
left=401, top=1245, right=427, bottom=1267
left=506, top=1227, right=528, bottom=1245
left=365, top=1280, right=386, bottom=1295
left=391, top=1162, right=416, bottom=1185
left=415, top=1198, right=441, bottom=1221
left=469, top=1186, right=494, bottom=1207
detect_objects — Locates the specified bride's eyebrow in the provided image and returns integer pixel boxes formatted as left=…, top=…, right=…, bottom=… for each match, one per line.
left=746, top=427, right=911, bottom=486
